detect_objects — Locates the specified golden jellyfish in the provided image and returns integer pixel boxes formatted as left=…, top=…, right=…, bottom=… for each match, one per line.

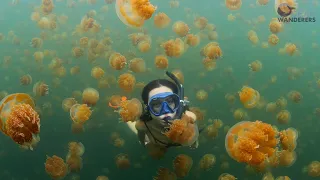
left=31, top=12, right=41, bottom=21
left=38, top=17, right=51, bottom=29
left=68, top=141, right=85, bottom=156
left=278, top=150, right=296, bottom=167
left=218, top=173, right=237, bottom=180
left=20, top=74, right=32, bottom=86
left=276, top=97, right=287, bottom=109
left=249, top=60, right=262, bottom=72
left=115, top=0, right=156, bottom=27
left=129, top=58, right=146, bottom=73
left=138, top=39, right=151, bottom=52
left=201, top=42, right=223, bottom=59
left=266, top=102, right=277, bottom=113
left=165, top=114, right=198, bottom=144
left=91, top=67, right=105, bottom=80
left=30, top=38, right=43, bottom=48
left=269, top=18, right=283, bottom=34
left=275, top=176, right=291, bottom=180
left=146, top=143, right=167, bottom=160
left=154, top=12, right=171, bottom=29
left=70, top=104, right=92, bottom=124
left=202, top=57, right=216, bottom=71
left=98, top=78, right=110, bottom=89
left=257, top=0, right=269, bottom=5
left=225, top=121, right=278, bottom=166
left=196, top=89, right=208, bottom=101
left=199, top=154, right=216, bottom=171
left=115, top=153, right=130, bottom=169
left=268, top=34, right=279, bottom=46
left=33, top=81, right=49, bottom=97
left=118, top=98, right=142, bottom=122
left=194, top=16, right=208, bottom=30
left=109, top=52, right=127, bottom=70
left=287, top=90, right=302, bottom=103
left=161, top=38, right=185, bottom=58
left=248, top=30, right=259, bottom=45
left=0, top=93, right=40, bottom=150
left=34, top=51, right=44, bottom=63
left=279, top=128, right=298, bottom=151
left=72, top=47, right=84, bottom=58
left=172, top=69, right=184, bottom=84
left=79, top=37, right=89, bottom=48
left=62, top=98, right=77, bottom=112
left=154, top=55, right=169, bottom=69
left=66, top=154, right=83, bottom=172
left=45, top=155, right=68, bottom=180
left=238, top=86, right=260, bottom=108
left=82, top=88, right=99, bottom=106
left=227, top=14, right=236, bottom=21
left=153, top=167, right=176, bottom=180
left=284, top=43, right=298, bottom=56
left=96, top=176, right=109, bottom=180
left=169, top=0, right=179, bottom=8
left=262, top=42, right=269, bottom=49
left=172, top=21, right=190, bottom=37
left=225, top=0, right=242, bottom=10
left=173, top=154, right=193, bottom=178
left=304, top=161, right=320, bottom=177
left=108, top=95, right=123, bottom=108
left=70, top=66, right=80, bottom=75
left=276, top=110, right=291, bottom=124
left=71, top=122, right=84, bottom=134
left=113, top=138, right=125, bottom=147
left=185, top=34, right=200, bottom=47
left=118, top=73, right=136, bottom=92
left=225, top=93, right=236, bottom=104
left=207, top=31, right=218, bottom=41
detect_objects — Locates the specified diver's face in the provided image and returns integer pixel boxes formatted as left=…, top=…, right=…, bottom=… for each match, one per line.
left=148, top=86, right=176, bottom=120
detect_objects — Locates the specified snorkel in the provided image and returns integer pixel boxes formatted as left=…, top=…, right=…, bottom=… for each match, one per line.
left=165, top=71, right=186, bottom=119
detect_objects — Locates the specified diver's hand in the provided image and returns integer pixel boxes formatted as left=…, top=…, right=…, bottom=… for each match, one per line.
left=185, top=110, right=196, bottom=122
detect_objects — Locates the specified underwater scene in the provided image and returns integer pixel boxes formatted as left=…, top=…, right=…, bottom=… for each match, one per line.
left=0, top=0, right=319, bottom=179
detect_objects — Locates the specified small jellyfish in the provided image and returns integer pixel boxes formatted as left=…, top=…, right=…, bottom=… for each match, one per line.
left=248, top=60, right=262, bottom=72
left=268, top=34, right=279, bottom=46
left=115, top=0, right=156, bottom=27
left=276, top=110, right=291, bottom=124
left=199, top=154, right=216, bottom=171
left=161, top=38, right=185, bottom=58
left=201, top=42, right=223, bottom=59
left=304, top=161, right=320, bottom=177
left=30, top=38, right=43, bottom=48
left=287, top=90, right=302, bottom=103
left=153, top=167, right=176, bottom=180
left=154, top=12, right=171, bottom=29
left=109, top=52, right=127, bottom=70
left=33, top=81, right=49, bottom=97
left=129, top=58, right=146, bottom=73
left=62, top=98, right=77, bottom=112
left=196, top=89, right=208, bottom=101
left=20, top=74, right=32, bottom=85
left=154, top=55, right=169, bottom=69
left=45, top=155, right=68, bottom=179
left=118, top=73, right=136, bottom=92
left=172, top=21, right=190, bottom=37
left=218, top=173, right=237, bottom=180
left=91, top=66, right=105, bottom=80
left=70, top=104, right=92, bottom=124
left=115, top=153, right=130, bottom=169
left=82, top=88, right=99, bottom=106
left=225, top=0, right=242, bottom=10
left=173, top=154, right=193, bottom=178
left=269, top=18, right=283, bottom=34
left=238, top=86, right=260, bottom=108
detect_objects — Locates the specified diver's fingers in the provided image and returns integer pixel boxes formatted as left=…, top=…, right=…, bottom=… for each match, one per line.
left=185, top=110, right=197, bottom=122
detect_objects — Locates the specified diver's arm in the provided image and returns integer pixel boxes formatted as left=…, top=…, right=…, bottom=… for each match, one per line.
left=137, top=130, right=146, bottom=147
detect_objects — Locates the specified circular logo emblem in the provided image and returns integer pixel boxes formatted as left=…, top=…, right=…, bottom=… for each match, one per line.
left=277, top=3, right=295, bottom=17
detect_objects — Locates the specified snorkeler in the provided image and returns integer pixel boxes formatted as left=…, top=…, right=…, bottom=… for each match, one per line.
left=127, top=71, right=199, bottom=149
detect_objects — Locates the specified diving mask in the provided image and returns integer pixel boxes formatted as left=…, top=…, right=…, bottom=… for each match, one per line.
left=148, top=92, right=180, bottom=116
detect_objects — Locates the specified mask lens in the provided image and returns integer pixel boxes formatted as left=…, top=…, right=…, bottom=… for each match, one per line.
left=148, top=94, right=180, bottom=116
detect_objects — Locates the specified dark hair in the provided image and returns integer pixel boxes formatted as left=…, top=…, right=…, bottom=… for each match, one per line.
left=141, top=79, right=178, bottom=105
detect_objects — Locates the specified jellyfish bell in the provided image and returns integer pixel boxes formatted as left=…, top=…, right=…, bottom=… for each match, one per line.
left=115, top=0, right=157, bottom=27
left=238, top=86, right=260, bottom=108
